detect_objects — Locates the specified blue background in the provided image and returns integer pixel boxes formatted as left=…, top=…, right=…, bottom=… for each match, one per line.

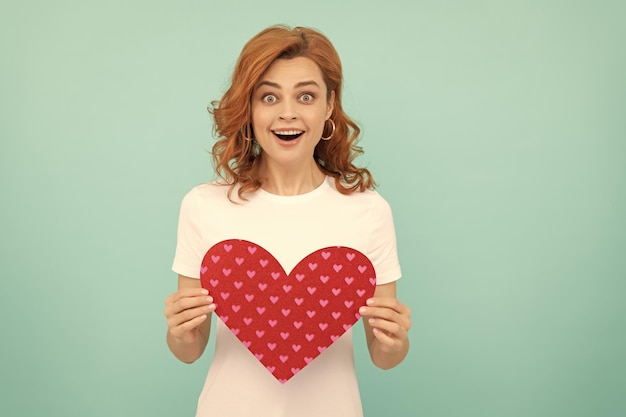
left=1, top=1, right=624, bottom=416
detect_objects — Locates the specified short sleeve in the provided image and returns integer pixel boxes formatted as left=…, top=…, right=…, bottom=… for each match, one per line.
left=172, top=188, right=204, bottom=279
left=367, top=195, right=402, bottom=285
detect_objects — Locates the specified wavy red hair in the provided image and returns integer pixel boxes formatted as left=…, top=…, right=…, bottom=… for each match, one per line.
left=209, top=25, right=374, bottom=200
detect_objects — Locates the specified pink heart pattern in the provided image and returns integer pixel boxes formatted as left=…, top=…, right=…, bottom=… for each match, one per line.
left=200, top=239, right=376, bottom=383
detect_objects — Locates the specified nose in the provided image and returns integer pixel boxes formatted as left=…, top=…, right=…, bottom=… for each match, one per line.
left=278, top=99, right=297, bottom=121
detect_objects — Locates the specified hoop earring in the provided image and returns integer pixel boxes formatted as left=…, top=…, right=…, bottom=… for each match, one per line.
left=321, top=119, right=335, bottom=140
left=240, top=123, right=253, bottom=141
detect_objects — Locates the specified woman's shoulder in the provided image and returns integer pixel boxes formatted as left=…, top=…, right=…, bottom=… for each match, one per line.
left=180, top=180, right=239, bottom=205
left=187, top=180, right=228, bottom=193
left=329, top=178, right=391, bottom=208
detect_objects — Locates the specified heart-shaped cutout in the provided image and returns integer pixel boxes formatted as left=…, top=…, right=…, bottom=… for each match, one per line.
left=200, top=239, right=376, bottom=383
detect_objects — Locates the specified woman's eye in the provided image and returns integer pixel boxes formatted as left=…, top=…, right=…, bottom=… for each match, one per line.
left=262, top=94, right=277, bottom=103
left=300, top=93, right=314, bottom=102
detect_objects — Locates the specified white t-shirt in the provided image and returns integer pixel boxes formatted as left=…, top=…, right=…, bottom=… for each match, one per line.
left=172, top=176, right=401, bottom=417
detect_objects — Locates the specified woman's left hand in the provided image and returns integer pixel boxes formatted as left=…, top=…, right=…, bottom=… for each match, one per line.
left=360, top=297, right=411, bottom=354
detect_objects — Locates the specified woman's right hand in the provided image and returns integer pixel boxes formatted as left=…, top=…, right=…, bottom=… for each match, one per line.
left=164, top=285, right=215, bottom=345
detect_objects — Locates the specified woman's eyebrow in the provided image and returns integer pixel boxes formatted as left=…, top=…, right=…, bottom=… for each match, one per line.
left=256, top=80, right=320, bottom=89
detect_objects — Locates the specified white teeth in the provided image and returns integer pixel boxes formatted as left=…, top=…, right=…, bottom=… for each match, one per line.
left=273, top=130, right=303, bottom=135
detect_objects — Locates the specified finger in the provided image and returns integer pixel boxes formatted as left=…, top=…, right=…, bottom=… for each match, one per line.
left=359, top=305, right=400, bottom=322
left=170, top=313, right=209, bottom=339
left=165, top=293, right=214, bottom=317
left=367, top=317, right=406, bottom=339
left=165, top=288, right=208, bottom=311
left=359, top=306, right=411, bottom=332
left=171, top=287, right=210, bottom=303
left=365, top=297, right=410, bottom=315
left=176, top=294, right=214, bottom=312
left=371, top=327, right=398, bottom=350
left=168, top=303, right=215, bottom=329
left=168, top=295, right=215, bottom=319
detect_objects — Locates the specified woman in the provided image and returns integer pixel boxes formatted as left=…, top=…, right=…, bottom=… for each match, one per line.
left=165, top=25, right=411, bottom=416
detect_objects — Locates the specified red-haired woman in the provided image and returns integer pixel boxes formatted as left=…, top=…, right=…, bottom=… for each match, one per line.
left=164, top=25, right=411, bottom=417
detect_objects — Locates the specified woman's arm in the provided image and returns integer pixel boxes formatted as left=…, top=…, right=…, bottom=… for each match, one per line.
left=164, top=275, right=215, bottom=363
left=360, top=281, right=411, bottom=369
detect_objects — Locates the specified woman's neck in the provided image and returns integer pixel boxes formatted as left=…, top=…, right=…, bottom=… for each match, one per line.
left=259, top=160, right=326, bottom=196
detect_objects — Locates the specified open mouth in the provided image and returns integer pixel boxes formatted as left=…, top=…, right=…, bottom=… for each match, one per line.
left=273, top=130, right=304, bottom=141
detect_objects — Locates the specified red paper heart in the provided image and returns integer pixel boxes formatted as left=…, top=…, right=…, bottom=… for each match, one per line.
left=200, top=239, right=376, bottom=383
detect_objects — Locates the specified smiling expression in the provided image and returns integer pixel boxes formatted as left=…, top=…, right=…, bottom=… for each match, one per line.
left=251, top=56, right=334, bottom=171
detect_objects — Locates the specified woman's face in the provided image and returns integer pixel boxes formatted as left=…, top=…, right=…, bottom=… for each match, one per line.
left=251, top=56, right=334, bottom=171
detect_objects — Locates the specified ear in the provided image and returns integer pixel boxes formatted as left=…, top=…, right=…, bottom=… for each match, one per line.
left=326, top=90, right=335, bottom=120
